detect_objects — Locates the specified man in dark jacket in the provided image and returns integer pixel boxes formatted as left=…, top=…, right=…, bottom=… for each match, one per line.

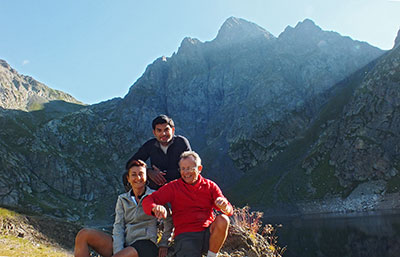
left=126, top=114, right=191, bottom=189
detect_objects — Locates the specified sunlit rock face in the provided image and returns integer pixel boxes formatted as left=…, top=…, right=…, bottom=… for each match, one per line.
left=0, top=59, right=82, bottom=111
left=0, top=17, right=390, bottom=221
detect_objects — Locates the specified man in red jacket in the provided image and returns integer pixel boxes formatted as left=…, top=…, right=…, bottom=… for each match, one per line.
left=142, top=151, right=233, bottom=257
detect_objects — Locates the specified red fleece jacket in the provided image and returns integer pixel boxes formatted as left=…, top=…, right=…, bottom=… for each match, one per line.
left=142, top=175, right=233, bottom=237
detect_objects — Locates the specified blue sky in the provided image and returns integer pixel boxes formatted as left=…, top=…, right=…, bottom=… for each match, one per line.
left=1, top=0, right=399, bottom=104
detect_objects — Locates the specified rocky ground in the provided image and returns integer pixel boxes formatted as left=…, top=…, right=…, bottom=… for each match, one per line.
left=0, top=206, right=284, bottom=257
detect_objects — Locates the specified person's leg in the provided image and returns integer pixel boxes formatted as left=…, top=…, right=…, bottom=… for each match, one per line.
left=208, top=214, right=230, bottom=255
left=74, top=228, right=113, bottom=257
left=112, top=246, right=138, bottom=257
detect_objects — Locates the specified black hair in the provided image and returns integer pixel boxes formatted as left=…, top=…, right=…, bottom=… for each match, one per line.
left=151, top=114, right=174, bottom=130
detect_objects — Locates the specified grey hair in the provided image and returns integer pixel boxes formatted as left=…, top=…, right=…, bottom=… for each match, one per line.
left=180, top=151, right=202, bottom=167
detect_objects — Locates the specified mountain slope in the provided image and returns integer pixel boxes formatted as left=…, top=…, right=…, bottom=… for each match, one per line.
left=303, top=39, right=400, bottom=191
left=0, top=17, right=390, bottom=222
left=228, top=30, right=400, bottom=214
left=0, top=59, right=82, bottom=111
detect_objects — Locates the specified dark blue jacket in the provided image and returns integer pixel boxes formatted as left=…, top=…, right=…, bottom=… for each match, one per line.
left=126, top=135, right=191, bottom=189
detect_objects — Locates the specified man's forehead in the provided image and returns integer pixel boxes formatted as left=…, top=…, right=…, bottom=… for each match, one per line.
left=154, top=123, right=172, bottom=129
left=179, top=156, right=196, bottom=166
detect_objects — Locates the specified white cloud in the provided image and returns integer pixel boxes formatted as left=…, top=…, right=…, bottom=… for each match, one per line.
left=22, top=60, right=30, bottom=65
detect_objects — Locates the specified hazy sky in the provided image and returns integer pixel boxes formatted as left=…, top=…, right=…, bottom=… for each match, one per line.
left=1, top=0, right=399, bottom=104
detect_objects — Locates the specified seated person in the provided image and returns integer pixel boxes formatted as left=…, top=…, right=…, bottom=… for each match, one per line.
left=142, top=151, right=233, bottom=257
left=125, top=114, right=191, bottom=189
left=74, top=159, right=172, bottom=257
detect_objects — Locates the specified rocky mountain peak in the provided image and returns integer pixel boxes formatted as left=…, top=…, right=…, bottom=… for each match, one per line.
left=279, top=18, right=322, bottom=40
left=176, top=37, right=203, bottom=54
left=295, top=18, right=320, bottom=31
left=394, top=28, right=400, bottom=49
left=0, top=59, right=11, bottom=69
left=214, top=16, right=275, bottom=44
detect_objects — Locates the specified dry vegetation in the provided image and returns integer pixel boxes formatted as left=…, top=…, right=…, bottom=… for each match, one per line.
left=220, top=206, right=286, bottom=257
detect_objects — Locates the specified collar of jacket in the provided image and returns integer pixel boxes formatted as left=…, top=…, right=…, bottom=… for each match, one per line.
left=121, top=186, right=155, bottom=202
left=152, top=135, right=176, bottom=148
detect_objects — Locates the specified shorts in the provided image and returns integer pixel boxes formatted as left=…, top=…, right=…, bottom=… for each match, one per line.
left=130, top=239, right=158, bottom=257
left=172, top=227, right=210, bottom=257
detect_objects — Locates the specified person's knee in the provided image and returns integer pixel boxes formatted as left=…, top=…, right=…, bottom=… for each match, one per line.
left=75, top=228, right=95, bottom=244
left=215, top=214, right=230, bottom=230
left=76, top=228, right=89, bottom=242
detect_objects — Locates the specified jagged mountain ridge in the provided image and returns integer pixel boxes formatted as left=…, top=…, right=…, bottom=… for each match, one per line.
left=0, top=60, right=83, bottom=111
left=119, top=17, right=382, bottom=175
left=0, top=17, right=392, bottom=222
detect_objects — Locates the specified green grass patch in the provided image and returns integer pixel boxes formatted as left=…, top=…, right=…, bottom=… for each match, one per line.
left=0, top=234, right=72, bottom=257
left=310, top=159, right=344, bottom=199
left=0, top=207, right=19, bottom=218
left=386, top=173, right=400, bottom=193
left=226, top=164, right=280, bottom=207
left=28, top=102, right=45, bottom=111
left=275, top=167, right=310, bottom=202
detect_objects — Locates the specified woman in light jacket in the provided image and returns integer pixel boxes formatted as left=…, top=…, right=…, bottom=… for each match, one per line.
left=74, top=159, right=172, bottom=257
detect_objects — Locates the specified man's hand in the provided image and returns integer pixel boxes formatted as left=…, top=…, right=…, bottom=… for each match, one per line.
left=158, top=246, right=168, bottom=257
left=215, top=197, right=232, bottom=215
left=148, top=165, right=167, bottom=185
left=152, top=205, right=167, bottom=219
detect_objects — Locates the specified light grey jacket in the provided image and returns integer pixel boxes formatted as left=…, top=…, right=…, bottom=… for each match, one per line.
left=112, top=187, right=173, bottom=254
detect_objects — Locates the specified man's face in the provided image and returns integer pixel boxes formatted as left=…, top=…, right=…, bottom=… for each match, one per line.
left=179, top=156, right=202, bottom=185
left=153, top=123, right=175, bottom=146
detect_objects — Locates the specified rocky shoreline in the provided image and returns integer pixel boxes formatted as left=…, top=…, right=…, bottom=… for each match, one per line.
left=260, top=181, right=400, bottom=221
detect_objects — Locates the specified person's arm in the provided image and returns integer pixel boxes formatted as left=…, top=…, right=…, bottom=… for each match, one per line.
left=211, top=183, right=233, bottom=216
left=112, top=196, right=125, bottom=254
left=183, top=136, right=191, bottom=151
left=142, top=185, right=173, bottom=217
left=125, top=143, right=150, bottom=169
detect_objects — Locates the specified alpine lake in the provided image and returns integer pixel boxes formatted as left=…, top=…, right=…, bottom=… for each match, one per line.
left=267, top=210, right=400, bottom=257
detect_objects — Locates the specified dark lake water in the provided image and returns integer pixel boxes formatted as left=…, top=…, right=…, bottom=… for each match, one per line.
left=266, top=211, right=400, bottom=257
